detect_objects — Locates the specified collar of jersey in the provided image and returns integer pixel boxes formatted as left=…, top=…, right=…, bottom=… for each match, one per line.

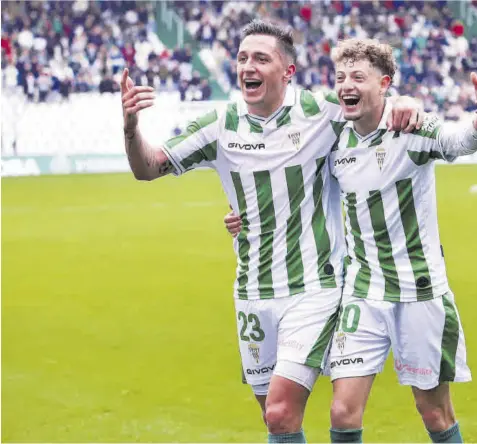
left=344, top=100, right=391, bottom=141
left=237, top=84, right=296, bottom=126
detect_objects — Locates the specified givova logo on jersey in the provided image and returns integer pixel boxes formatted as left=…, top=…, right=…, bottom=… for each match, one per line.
left=334, top=157, right=356, bottom=166
left=228, top=142, right=265, bottom=150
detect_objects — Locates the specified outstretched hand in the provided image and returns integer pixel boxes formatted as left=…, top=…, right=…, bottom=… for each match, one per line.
left=120, top=68, right=155, bottom=133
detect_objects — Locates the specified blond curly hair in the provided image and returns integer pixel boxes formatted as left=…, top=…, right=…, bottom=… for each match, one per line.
left=331, top=38, right=397, bottom=83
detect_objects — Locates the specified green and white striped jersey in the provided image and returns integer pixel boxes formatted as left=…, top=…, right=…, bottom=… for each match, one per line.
left=330, top=105, right=470, bottom=302
left=163, top=86, right=347, bottom=300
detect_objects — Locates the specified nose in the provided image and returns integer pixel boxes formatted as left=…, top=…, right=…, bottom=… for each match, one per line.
left=243, top=58, right=257, bottom=73
left=341, top=77, right=354, bottom=91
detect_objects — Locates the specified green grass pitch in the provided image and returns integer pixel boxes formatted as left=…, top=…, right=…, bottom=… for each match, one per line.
left=2, top=165, right=476, bottom=442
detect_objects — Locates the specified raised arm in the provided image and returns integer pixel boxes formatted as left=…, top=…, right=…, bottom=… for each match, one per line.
left=436, top=72, right=477, bottom=160
left=121, top=68, right=173, bottom=181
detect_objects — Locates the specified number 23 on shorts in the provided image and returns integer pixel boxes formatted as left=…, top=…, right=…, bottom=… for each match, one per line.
left=238, top=311, right=266, bottom=342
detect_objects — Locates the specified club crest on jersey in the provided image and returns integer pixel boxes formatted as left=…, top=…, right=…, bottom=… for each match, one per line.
left=248, top=343, right=260, bottom=364
left=288, top=131, right=301, bottom=150
left=335, top=332, right=346, bottom=354
left=375, top=145, right=386, bottom=171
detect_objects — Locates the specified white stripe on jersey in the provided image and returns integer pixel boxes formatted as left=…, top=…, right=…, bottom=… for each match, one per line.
left=300, top=159, right=322, bottom=293
left=239, top=172, right=261, bottom=298
left=269, top=169, right=291, bottom=295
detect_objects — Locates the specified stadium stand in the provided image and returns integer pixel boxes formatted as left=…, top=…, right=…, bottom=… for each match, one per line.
left=2, top=0, right=477, bottom=162
left=175, top=0, right=477, bottom=116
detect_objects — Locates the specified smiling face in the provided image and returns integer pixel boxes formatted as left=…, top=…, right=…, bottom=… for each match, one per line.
left=237, top=34, right=295, bottom=117
left=335, top=58, right=390, bottom=123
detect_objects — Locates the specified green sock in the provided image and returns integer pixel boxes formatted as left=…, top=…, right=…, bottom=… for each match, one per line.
left=428, top=422, right=463, bottom=443
left=268, top=430, right=306, bottom=443
left=330, top=428, right=363, bottom=443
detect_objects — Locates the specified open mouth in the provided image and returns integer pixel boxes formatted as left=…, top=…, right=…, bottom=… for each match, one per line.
left=244, top=79, right=263, bottom=91
left=342, top=95, right=361, bottom=108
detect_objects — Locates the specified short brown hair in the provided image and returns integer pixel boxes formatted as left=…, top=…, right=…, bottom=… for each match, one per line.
left=241, top=20, right=297, bottom=64
left=331, top=38, right=397, bottom=82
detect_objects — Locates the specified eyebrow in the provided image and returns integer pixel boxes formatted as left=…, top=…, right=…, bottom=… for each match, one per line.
left=237, top=51, right=271, bottom=58
left=336, top=70, right=366, bottom=75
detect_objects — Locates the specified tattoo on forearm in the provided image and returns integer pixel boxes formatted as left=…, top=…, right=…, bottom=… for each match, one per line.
left=158, top=159, right=174, bottom=176
left=124, top=131, right=173, bottom=178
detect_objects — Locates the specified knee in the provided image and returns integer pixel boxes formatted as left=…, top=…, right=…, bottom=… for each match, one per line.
left=265, top=401, right=302, bottom=434
left=330, top=399, right=364, bottom=429
left=415, top=401, right=455, bottom=431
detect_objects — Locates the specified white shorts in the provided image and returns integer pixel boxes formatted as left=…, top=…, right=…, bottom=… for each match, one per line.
left=328, top=292, right=472, bottom=390
left=235, top=288, right=342, bottom=388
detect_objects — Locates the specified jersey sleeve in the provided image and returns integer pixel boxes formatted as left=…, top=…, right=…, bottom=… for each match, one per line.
left=312, top=89, right=345, bottom=123
left=407, top=114, right=477, bottom=164
left=162, top=109, right=220, bottom=176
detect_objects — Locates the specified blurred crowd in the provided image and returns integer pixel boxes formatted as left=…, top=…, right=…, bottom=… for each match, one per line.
left=2, top=0, right=477, bottom=117
left=177, top=0, right=477, bottom=117
left=1, top=0, right=211, bottom=102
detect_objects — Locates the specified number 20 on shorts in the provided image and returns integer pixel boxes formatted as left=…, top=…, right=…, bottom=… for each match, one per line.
left=339, top=304, right=361, bottom=333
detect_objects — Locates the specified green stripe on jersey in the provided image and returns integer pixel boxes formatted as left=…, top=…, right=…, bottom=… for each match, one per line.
left=277, top=106, right=292, bottom=128
left=331, top=120, right=347, bottom=138
left=347, top=130, right=358, bottom=148
left=439, top=294, right=459, bottom=382
left=166, top=110, right=218, bottom=148
left=245, top=115, right=263, bottom=133
left=311, top=158, right=336, bottom=288
left=330, top=136, right=341, bottom=152
left=325, top=90, right=340, bottom=104
left=396, top=178, right=433, bottom=300
left=367, top=190, right=401, bottom=300
left=180, top=141, right=217, bottom=170
left=231, top=172, right=251, bottom=299
left=412, top=117, right=440, bottom=139
left=346, top=193, right=371, bottom=296
left=305, top=306, right=340, bottom=367
left=407, top=150, right=445, bottom=166
left=254, top=171, right=276, bottom=299
left=285, top=165, right=306, bottom=295
left=300, top=90, right=320, bottom=117
left=369, top=129, right=387, bottom=147
left=225, top=103, right=239, bottom=132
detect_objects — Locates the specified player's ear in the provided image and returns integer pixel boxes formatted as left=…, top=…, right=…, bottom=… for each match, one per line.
left=284, top=64, right=296, bottom=84
left=380, top=75, right=391, bottom=96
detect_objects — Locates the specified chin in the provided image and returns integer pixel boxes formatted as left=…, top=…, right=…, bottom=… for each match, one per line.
left=344, top=113, right=361, bottom=121
left=243, top=93, right=263, bottom=105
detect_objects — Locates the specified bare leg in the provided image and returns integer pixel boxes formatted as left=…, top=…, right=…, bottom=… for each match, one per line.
left=329, top=375, right=375, bottom=443
left=412, top=383, right=462, bottom=443
left=265, top=375, right=309, bottom=435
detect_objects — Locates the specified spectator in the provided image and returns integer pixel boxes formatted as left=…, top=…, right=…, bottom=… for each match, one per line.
left=37, top=67, right=51, bottom=102
left=2, top=0, right=476, bottom=112
left=99, top=72, right=118, bottom=93
left=200, top=78, right=212, bottom=100
left=23, top=71, right=35, bottom=101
